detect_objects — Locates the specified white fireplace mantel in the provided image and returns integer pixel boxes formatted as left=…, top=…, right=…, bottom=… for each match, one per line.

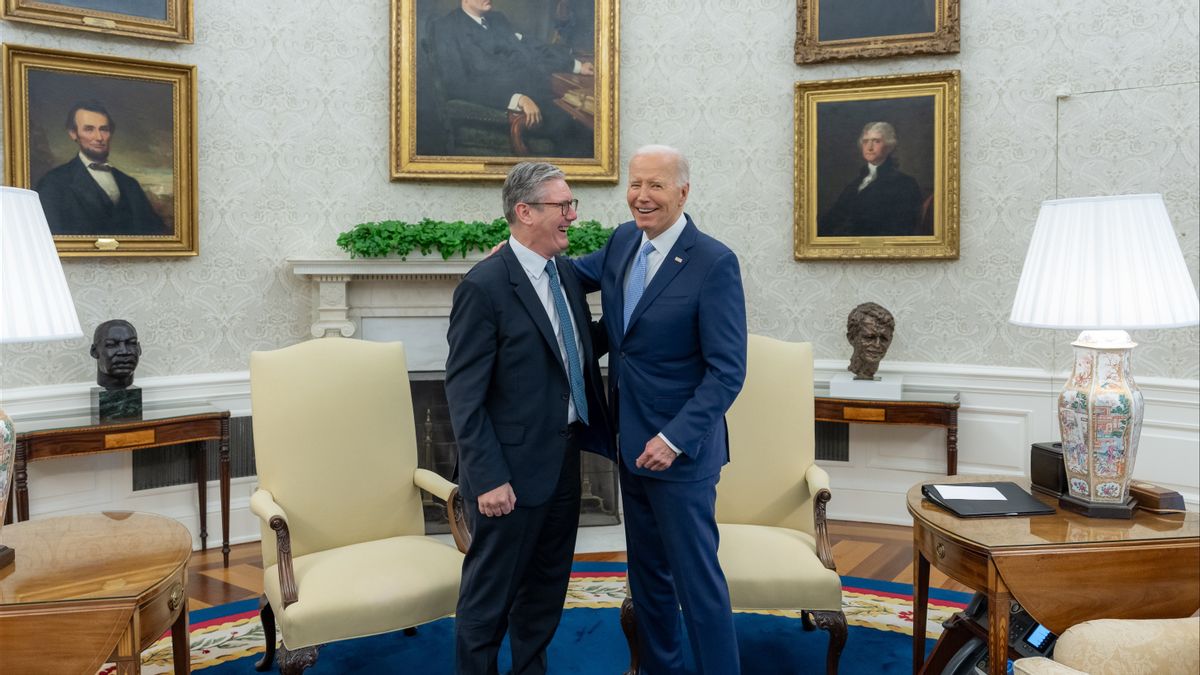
left=289, top=255, right=601, bottom=370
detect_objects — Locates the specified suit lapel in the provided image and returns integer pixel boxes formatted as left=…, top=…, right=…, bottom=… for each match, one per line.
left=503, top=246, right=566, bottom=376
left=625, top=217, right=697, bottom=333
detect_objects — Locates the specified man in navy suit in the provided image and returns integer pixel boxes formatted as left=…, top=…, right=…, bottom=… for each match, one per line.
left=574, top=145, right=748, bottom=674
left=446, top=162, right=612, bottom=675
left=35, top=100, right=168, bottom=236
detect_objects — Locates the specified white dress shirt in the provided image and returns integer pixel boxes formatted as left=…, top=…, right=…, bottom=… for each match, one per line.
left=509, top=236, right=584, bottom=424
left=81, top=152, right=121, bottom=204
left=623, top=212, right=689, bottom=455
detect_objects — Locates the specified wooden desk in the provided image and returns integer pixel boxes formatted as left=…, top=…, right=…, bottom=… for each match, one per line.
left=550, top=72, right=595, bottom=130
left=7, top=404, right=231, bottom=566
left=908, top=475, right=1200, bottom=675
left=815, top=387, right=960, bottom=474
left=0, top=512, right=192, bottom=674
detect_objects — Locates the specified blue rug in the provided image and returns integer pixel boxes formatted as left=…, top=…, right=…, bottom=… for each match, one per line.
left=124, top=563, right=969, bottom=674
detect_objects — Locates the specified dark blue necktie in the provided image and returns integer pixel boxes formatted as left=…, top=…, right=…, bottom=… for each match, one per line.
left=544, top=260, right=588, bottom=425
left=623, top=241, right=656, bottom=333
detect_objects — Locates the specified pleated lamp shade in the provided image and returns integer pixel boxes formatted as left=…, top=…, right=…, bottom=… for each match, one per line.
left=1010, top=194, right=1200, bottom=330
left=1, top=186, right=83, bottom=343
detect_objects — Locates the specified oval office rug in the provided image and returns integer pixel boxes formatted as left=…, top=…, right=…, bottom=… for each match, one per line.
left=102, top=563, right=969, bottom=674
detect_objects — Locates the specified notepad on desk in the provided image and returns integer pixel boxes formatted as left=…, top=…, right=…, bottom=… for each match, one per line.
left=921, top=481, right=1055, bottom=518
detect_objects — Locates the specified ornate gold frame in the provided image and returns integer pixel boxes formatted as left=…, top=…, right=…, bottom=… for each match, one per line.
left=795, top=0, right=959, bottom=64
left=1, top=0, right=192, bottom=43
left=793, top=70, right=960, bottom=261
left=3, top=44, right=198, bottom=256
left=390, top=0, right=619, bottom=183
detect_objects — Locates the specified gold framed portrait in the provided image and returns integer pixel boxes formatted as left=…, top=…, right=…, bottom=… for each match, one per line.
left=391, top=0, right=619, bottom=183
left=3, top=44, right=198, bottom=256
left=795, top=0, right=959, bottom=64
left=794, top=70, right=960, bottom=261
left=1, top=0, right=193, bottom=43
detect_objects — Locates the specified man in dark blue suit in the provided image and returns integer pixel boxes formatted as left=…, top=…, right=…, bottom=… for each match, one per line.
left=35, top=100, right=168, bottom=236
left=446, top=162, right=613, bottom=675
left=574, top=145, right=748, bottom=674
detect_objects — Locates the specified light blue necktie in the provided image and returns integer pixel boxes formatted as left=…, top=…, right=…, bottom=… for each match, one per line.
left=623, top=241, right=656, bottom=333
left=544, top=260, right=588, bottom=425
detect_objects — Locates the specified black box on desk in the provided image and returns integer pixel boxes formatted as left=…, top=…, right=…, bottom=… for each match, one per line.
left=1030, top=442, right=1066, bottom=497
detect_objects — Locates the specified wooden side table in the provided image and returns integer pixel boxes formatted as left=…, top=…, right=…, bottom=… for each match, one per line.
left=5, top=404, right=232, bottom=566
left=815, top=386, right=960, bottom=474
left=908, top=475, right=1200, bottom=675
left=0, top=512, right=193, bottom=674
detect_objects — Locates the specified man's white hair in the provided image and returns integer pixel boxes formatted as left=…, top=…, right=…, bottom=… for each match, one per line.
left=631, top=144, right=690, bottom=187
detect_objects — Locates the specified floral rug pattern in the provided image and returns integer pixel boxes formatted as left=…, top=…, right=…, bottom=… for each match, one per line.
left=105, top=573, right=966, bottom=673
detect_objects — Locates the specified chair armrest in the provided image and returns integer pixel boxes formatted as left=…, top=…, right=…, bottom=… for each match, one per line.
left=1012, top=657, right=1086, bottom=675
left=250, top=489, right=299, bottom=608
left=804, top=464, right=836, bottom=571
left=413, top=469, right=472, bottom=554
left=414, top=468, right=456, bottom=502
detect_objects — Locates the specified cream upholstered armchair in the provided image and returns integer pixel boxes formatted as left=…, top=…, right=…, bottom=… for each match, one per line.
left=1013, top=617, right=1200, bottom=675
left=620, top=335, right=846, bottom=674
left=249, top=338, right=468, bottom=675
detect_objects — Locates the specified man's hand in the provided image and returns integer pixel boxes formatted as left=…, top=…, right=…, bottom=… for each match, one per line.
left=635, top=436, right=676, bottom=472
left=477, top=482, right=517, bottom=517
left=580, top=62, right=595, bottom=76
left=488, top=240, right=508, bottom=257
left=517, top=95, right=543, bottom=128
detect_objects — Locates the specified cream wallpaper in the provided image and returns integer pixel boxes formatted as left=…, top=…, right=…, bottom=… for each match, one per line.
left=1, top=0, right=1197, bottom=389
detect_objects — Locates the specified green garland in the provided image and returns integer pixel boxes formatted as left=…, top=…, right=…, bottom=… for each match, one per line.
left=336, top=218, right=615, bottom=259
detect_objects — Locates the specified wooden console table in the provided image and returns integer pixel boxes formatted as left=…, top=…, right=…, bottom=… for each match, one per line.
left=0, top=512, right=192, bottom=674
left=815, top=386, right=960, bottom=474
left=909, top=475, right=1200, bottom=675
left=5, top=404, right=231, bottom=566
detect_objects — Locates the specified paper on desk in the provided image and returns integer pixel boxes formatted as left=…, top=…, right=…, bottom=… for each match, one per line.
left=933, top=485, right=1006, bottom=501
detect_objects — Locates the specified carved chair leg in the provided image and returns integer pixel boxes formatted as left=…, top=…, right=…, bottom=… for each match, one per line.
left=404, top=627, right=418, bottom=637
left=277, top=643, right=320, bottom=675
left=620, top=595, right=640, bottom=675
left=808, top=609, right=848, bottom=675
left=255, top=597, right=277, bottom=672
left=801, top=610, right=816, bottom=631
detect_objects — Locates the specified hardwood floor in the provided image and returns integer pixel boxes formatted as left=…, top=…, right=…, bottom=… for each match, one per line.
left=186, top=519, right=970, bottom=610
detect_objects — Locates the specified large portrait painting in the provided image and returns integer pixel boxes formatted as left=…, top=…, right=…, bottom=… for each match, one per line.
left=795, top=0, right=959, bottom=64
left=391, top=0, right=619, bottom=182
left=3, top=44, right=197, bottom=256
left=0, top=0, right=193, bottom=43
left=794, top=70, right=960, bottom=260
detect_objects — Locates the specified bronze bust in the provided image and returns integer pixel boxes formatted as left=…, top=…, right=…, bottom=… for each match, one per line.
left=846, top=302, right=894, bottom=380
left=90, top=319, right=141, bottom=390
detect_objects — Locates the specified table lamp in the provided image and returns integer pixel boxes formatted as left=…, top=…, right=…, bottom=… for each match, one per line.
left=1, top=186, right=83, bottom=567
left=1010, top=193, right=1200, bottom=518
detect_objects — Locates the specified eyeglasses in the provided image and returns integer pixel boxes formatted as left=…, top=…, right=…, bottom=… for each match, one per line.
left=525, top=199, right=579, bottom=216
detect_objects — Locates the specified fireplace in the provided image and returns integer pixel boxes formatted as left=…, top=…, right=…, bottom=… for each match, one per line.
left=292, top=256, right=620, bottom=531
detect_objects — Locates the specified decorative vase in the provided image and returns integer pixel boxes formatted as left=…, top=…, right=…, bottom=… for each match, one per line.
left=0, top=408, right=15, bottom=567
left=1057, top=331, right=1142, bottom=517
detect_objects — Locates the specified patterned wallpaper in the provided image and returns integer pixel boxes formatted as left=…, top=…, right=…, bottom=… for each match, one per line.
left=1, top=0, right=1197, bottom=389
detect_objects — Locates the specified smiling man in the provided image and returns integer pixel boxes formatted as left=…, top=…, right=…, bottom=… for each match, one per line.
left=574, top=144, right=748, bottom=675
left=818, top=120, right=925, bottom=237
left=847, top=301, right=895, bottom=380
left=445, top=162, right=612, bottom=675
left=35, top=100, right=167, bottom=236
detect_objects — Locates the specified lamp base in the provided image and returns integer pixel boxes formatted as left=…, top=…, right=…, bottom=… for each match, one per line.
left=0, top=545, right=13, bottom=569
left=1057, top=493, right=1136, bottom=519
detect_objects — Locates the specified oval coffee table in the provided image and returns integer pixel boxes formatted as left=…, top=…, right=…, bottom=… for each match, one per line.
left=0, top=511, right=192, bottom=674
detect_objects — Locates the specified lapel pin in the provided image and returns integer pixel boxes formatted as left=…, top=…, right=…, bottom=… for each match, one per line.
left=674, top=256, right=683, bottom=263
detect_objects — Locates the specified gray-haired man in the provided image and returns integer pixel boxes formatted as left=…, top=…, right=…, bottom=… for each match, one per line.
left=445, top=162, right=613, bottom=675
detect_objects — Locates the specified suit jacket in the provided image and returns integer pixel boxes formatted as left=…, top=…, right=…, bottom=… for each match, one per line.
left=817, top=156, right=925, bottom=237
left=35, top=157, right=168, bottom=236
left=445, top=244, right=613, bottom=507
left=574, top=216, right=747, bottom=483
left=430, top=8, right=575, bottom=111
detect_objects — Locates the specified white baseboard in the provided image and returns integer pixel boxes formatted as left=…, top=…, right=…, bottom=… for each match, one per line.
left=7, top=361, right=1197, bottom=547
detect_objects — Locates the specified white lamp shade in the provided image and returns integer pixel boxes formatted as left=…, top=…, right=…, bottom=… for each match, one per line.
left=1010, top=193, right=1200, bottom=330
left=1, top=186, right=83, bottom=343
